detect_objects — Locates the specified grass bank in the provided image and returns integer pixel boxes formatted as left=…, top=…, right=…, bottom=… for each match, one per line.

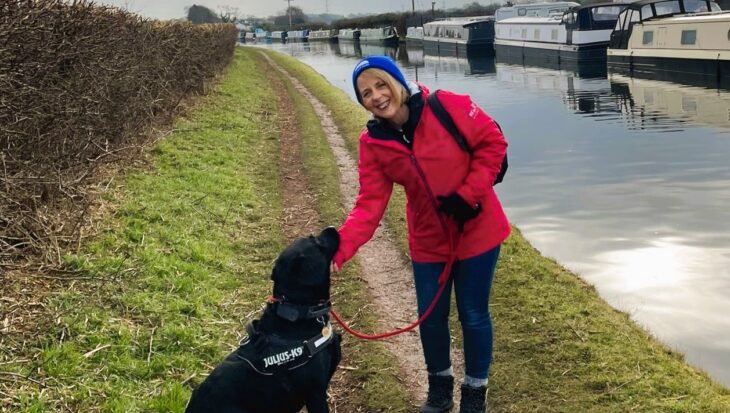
left=263, top=48, right=730, bottom=412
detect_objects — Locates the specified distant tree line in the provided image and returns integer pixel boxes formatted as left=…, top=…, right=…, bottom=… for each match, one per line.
left=189, top=0, right=673, bottom=34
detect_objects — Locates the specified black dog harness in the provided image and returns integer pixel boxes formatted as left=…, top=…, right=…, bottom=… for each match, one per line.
left=234, top=300, right=335, bottom=376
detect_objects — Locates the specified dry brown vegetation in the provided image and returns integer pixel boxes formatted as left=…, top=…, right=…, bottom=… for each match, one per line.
left=0, top=0, right=238, bottom=268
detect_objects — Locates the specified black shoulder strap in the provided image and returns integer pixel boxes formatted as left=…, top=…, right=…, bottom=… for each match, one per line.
left=427, top=91, right=473, bottom=155
left=427, top=90, right=508, bottom=185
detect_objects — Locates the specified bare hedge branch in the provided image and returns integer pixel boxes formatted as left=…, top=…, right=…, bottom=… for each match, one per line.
left=0, top=0, right=238, bottom=266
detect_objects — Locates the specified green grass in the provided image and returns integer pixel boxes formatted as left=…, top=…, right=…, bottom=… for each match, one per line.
left=5, top=49, right=284, bottom=412
left=262, top=48, right=730, bottom=412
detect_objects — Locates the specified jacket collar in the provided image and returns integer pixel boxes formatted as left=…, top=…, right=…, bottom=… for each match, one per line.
left=366, top=82, right=428, bottom=145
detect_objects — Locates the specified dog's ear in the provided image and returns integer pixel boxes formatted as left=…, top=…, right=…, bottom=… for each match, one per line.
left=314, top=227, right=340, bottom=258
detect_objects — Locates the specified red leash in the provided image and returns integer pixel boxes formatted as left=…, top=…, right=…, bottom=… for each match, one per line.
left=330, top=158, right=461, bottom=340
left=328, top=249, right=454, bottom=339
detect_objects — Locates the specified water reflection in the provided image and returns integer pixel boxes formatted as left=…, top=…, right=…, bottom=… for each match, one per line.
left=424, top=54, right=496, bottom=76
left=493, top=62, right=730, bottom=133
left=610, top=74, right=730, bottom=131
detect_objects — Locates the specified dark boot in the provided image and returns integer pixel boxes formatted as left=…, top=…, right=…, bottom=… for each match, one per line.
left=419, top=374, right=454, bottom=413
left=459, top=384, right=487, bottom=413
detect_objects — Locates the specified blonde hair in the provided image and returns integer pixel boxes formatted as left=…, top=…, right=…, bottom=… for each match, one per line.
left=357, top=68, right=409, bottom=109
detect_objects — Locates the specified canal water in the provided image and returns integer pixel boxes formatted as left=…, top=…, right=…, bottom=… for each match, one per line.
left=253, top=40, right=730, bottom=387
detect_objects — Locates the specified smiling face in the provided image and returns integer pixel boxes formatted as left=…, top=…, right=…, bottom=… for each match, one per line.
left=356, top=69, right=408, bottom=122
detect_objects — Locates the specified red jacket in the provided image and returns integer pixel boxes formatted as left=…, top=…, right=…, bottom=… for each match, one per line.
left=334, top=85, right=510, bottom=266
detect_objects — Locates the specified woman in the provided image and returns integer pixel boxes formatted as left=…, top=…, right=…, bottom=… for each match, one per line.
left=331, top=56, right=510, bottom=413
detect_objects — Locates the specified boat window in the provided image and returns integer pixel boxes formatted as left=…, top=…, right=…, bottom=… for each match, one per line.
left=551, top=29, right=558, bottom=40
left=641, top=5, right=654, bottom=20
left=642, top=30, right=654, bottom=45
left=711, top=2, right=722, bottom=11
left=592, top=6, right=624, bottom=21
left=615, top=10, right=627, bottom=30
left=518, top=8, right=526, bottom=16
left=534, top=28, right=540, bottom=39
left=684, top=0, right=709, bottom=12
left=654, top=0, right=681, bottom=16
left=728, top=28, right=730, bottom=41
left=681, top=29, right=697, bottom=45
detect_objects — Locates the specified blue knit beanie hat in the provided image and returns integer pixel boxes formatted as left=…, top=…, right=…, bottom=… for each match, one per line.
left=352, top=55, right=409, bottom=104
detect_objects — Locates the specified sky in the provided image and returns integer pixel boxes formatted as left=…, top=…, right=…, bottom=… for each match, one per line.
left=97, top=0, right=500, bottom=21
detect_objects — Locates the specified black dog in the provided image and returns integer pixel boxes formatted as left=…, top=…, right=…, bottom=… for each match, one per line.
left=186, top=227, right=342, bottom=413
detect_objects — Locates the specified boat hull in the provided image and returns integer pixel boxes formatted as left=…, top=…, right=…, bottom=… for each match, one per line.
left=607, top=52, right=730, bottom=88
left=495, top=40, right=609, bottom=62
left=423, top=39, right=494, bottom=58
left=359, top=36, right=399, bottom=46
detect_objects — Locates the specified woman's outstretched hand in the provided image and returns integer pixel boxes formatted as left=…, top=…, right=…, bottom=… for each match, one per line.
left=330, top=261, right=340, bottom=274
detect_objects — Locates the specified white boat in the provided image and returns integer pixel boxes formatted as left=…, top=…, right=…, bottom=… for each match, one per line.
left=309, top=29, right=338, bottom=42
left=287, top=30, right=309, bottom=42
left=406, top=26, right=424, bottom=45
left=270, top=31, right=287, bottom=43
left=607, top=0, right=730, bottom=86
left=359, top=27, right=399, bottom=45
left=337, top=28, right=361, bottom=41
left=422, top=16, right=496, bottom=57
left=495, top=2, right=628, bottom=62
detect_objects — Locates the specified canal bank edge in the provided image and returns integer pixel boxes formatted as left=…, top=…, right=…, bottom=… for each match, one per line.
left=258, top=47, right=730, bottom=411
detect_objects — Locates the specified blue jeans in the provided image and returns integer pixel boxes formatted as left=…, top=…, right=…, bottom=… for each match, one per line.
left=412, top=246, right=500, bottom=379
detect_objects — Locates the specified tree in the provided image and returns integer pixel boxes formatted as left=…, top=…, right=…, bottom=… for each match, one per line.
left=218, top=5, right=241, bottom=23
left=273, top=6, right=307, bottom=27
left=186, top=4, right=221, bottom=24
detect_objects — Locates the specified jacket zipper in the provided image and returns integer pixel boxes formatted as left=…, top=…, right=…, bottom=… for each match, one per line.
left=410, top=154, right=451, bottom=236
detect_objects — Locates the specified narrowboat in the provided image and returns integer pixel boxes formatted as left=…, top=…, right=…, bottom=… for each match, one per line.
left=607, top=0, right=730, bottom=87
left=270, top=31, right=288, bottom=43
left=337, top=28, right=361, bottom=41
left=287, top=30, right=309, bottom=42
left=309, top=29, right=338, bottom=42
left=422, top=16, right=496, bottom=57
left=359, top=27, right=399, bottom=46
left=494, top=2, right=628, bottom=62
left=406, top=26, right=424, bottom=45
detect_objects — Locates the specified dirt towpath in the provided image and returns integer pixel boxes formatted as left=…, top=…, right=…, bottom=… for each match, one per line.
left=260, top=52, right=465, bottom=409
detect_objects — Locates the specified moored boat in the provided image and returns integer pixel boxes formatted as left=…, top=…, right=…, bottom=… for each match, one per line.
left=607, top=0, right=730, bottom=87
left=495, top=2, right=628, bottom=62
left=422, top=16, right=496, bottom=57
left=271, top=31, right=287, bottom=43
left=337, top=28, right=361, bottom=41
left=406, top=26, right=424, bottom=45
left=359, top=27, right=399, bottom=46
left=287, top=30, right=309, bottom=42
left=309, top=29, right=338, bottom=42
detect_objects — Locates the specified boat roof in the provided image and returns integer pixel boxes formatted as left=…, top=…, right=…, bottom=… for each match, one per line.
left=424, top=16, right=495, bottom=27
left=624, top=0, right=717, bottom=9
left=573, top=2, right=630, bottom=10
left=498, top=1, right=579, bottom=9
left=495, top=15, right=563, bottom=24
